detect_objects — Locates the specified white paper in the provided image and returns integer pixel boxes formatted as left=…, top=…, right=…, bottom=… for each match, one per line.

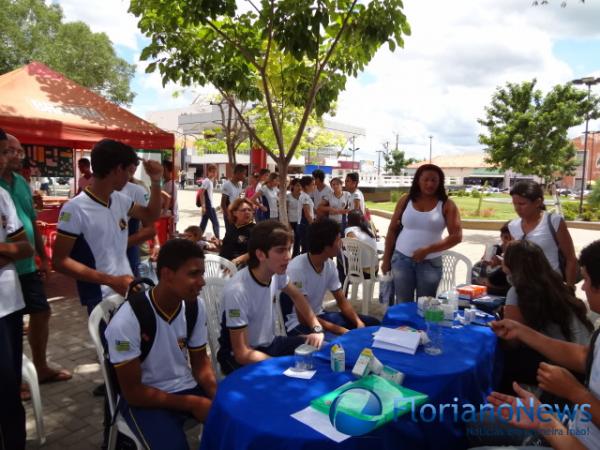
left=283, top=367, right=317, bottom=379
left=372, top=327, right=420, bottom=354
left=291, top=406, right=351, bottom=443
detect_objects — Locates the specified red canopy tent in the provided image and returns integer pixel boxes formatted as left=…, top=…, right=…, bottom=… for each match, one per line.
left=0, top=61, right=174, bottom=149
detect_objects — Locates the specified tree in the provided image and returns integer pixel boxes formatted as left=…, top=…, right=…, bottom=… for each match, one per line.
left=478, top=79, right=599, bottom=185
left=384, top=149, right=416, bottom=175
left=0, top=0, right=135, bottom=105
left=211, top=95, right=251, bottom=165
left=130, top=0, right=410, bottom=221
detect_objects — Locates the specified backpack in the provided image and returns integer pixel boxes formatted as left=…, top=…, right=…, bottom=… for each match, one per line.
left=196, top=189, right=203, bottom=208
left=546, top=213, right=582, bottom=283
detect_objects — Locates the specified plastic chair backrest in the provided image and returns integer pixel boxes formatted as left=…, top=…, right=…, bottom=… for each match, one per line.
left=341, top=238, right=378, bottom=279
left=438, top=250, right=473, bottom=295
left=204, top=254, right=238, bottom=279
left=88, top=295, right=125, bottom=418
left=201, top=277, right=226, bottom=380
left=273, top=292, right=287, bottom=337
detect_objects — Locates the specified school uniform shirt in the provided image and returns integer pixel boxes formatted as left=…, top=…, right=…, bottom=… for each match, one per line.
left=222, top=267, right=289, bottom=349
left=162, top=179, right=178, bottom=221
left=348, top=189, right=365, bottom=214
left=200, top=178, right=214, bottom=209
left=299, top=192, right=315, bottom=224
left=322, top=191, right=350, bottom=223
left=57, top=188, right=134, bottom=304
left=312, top=185, right=333, bottom=214
left=105, top=291, right=208, bottom=394
left=0, top=187, right=25, bottom=318
left=221, top=180, right=242, bottom=208
left=260, top=185, right=279, bottom=219
left=568, top=334, right=600, bottom=447
left=219, top=222, right=254, bottom=261
left=286, top=193, right=300, bottom=223
left=284, top=254, right=341, bottom=331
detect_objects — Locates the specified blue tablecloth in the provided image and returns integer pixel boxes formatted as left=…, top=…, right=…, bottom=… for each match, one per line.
left=200, top=303, right=499, bottom=450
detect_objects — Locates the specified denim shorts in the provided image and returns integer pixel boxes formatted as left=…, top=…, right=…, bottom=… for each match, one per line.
left=19, top=271, right=50, bottom=314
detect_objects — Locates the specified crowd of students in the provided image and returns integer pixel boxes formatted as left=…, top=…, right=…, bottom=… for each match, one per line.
left=2, top=130, right=600, bottom=450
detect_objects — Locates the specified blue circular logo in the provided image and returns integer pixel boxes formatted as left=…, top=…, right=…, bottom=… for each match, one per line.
left=329, top=387, right=383, bottom=436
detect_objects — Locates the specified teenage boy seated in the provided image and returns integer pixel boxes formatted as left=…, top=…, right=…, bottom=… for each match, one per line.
left=482, top=240, right=600, bottom=450
left=105, top=239, right=217, bottom=449
left=283, top=218, right=380, bottom=337
left=182, top=225, right=220, bottom=253
left=217, top=220, right=325, bottom=375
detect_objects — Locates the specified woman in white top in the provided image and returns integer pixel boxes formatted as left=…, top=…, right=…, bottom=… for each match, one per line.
left=381, top=164, right=462, bottom=303
left=319, top=177, right=350, bottom=227
left=345, top=211, right=378, bottom=276
left=298, top=176, right=315, bottom=253
left=508, top=180, right=577, bottom=289
left=287, top=179, right=302, bottom=257
left=251, top=173, right=279, bottom=221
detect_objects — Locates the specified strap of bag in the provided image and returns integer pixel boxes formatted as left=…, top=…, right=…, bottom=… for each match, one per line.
left=126, top=277, right=157, bottom=363
left=185, top=300, right=198, bottom=343
left=585, top=328, right=600, bottom=387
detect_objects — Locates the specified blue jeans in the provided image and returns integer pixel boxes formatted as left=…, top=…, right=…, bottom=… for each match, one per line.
left=391, top=251, right=442, bottom=303
left=200, top=206, right=220, bottom=239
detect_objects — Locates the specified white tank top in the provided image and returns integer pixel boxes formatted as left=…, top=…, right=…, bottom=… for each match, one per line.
left=395, top=200, right=446, bottom=259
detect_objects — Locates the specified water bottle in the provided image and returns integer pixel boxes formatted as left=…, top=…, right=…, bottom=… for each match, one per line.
left=424, top=299, right=444, bottom=356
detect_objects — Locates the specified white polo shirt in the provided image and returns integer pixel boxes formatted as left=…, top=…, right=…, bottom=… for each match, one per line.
left=260, top=185, right=279, bottom=219
left=105, top=291, right=208, bottom=394
left=322, top=191, right=350, bottom=223
left=0, top=187, right=25, bottom=318
left=200, top=178, right=214, bottom=209
left=57, top=188, right=133, bottom=303
left=348, top=188, right=365, bottom=214
left=121, top=182, right=149, bottom=207
left=299, top=192, right=314, bottom=223
left=286, top=193, right=300, bottom=223
left=221, top=180, right=242, bottom=205
left=284, top=254, right=341, bottom=331
left=313, top=185, right=333, bottom=213
left=222, top=267, right=288, bottom=349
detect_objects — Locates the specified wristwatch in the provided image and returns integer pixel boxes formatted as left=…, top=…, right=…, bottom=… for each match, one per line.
left=312, top=325, right=324, bottom=334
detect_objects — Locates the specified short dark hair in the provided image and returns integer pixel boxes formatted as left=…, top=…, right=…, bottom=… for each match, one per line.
left=267, top=172, right=279, bottom=182
left=300, top=175, right=314, bottom=188
left=312, top=169, right=325, bottom=182
left=409, top=164, right=447, bottom=202
left=162, top=160, right=174, bottom=172
left=0, top=128, right=7, bottom=141
left=580, top=240, right=600, bottom=289
left=347, top=210, right=374, bottom=238
left=500, top=221, right=510, bottom=236
left=78, top=157, right=90, bottom=167
left=91, top=139, right=138, bottom=178
left=156, top=238, right=205, bottom=280
left=247, top=220, right=293, bottom=269
left=346, top=172, right=359, bottom=184
left=308, top=219, right=340, bottom=254
left=233, top=164, right=246, bottom=174
left=207, top=164, right=217, bottom=172
left=258, top=168, right=270, bottom=176
left=510, top=180, right=545, bottom=210
left=184, top=225, right=202, bottom=235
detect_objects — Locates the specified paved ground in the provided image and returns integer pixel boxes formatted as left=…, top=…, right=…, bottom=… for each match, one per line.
left=23, top=188, right=599, bottom=449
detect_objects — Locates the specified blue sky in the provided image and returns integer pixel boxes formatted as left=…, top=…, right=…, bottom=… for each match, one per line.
left=55, top=0, right=600, bottom=162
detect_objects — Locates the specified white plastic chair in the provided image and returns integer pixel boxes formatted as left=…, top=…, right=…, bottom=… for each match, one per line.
left=204, top=254, right=237, bottom=279
left=88, top=295, right=143, bottom=450
left=201, top=277, right=227, bottom=381
left=273, top=292, right=287, bottom=337
left=22, top=354, right=45, bottom=445
left=341, top=238, right=378, bottom=315
left=437, top=250, right=473, bottom=296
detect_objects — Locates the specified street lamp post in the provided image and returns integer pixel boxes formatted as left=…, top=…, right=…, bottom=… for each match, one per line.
left=429, top=135, right=433, bottom=163
left=572, top=76, right=600, bottom=215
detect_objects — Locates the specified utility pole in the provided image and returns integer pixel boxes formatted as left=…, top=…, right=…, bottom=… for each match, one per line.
left=429, top=135, right=433, bottom=163
left=349, top=136, right=360, bottom=168
left=395, top=132, right=399, bottom=151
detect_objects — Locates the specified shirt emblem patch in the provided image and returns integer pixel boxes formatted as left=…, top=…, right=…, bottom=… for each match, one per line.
left=1, top=214, right=6, bottom=230
left=178, top=337, right=186, bottom=350
left=293, top=281, right=303, bottom=289
left=119, top=218, right=127, bottom=230
left=228, top=309, right=241, bottom=318
left=115, top=340, right=130, bottom=352
left=59, top=212, right=71, bottom=222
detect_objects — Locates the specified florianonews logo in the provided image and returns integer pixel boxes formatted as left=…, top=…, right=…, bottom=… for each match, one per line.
left=328, top=387, right=383, bottom=436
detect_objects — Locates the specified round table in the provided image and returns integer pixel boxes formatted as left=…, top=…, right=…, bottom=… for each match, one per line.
left=200, top=304, right=499, bottom=450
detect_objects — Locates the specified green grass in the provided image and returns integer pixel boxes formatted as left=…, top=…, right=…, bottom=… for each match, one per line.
left=367, top=197, right=517, bottom=220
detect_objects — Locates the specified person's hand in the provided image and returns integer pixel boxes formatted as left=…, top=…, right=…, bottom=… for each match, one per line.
left=260, top=205, right=267, bottom=212
left=490, top=319, right=523, bottom=341
left=231, top=256, right=244, bottom=266
left=537, top=362, right=584, bottom=401
left=487, top=382, right=549, bottom=431
left=381, top=259, right=391, bottom=274
left=150, top=244, right=160, bottom=261
left=0, top=255, right=11, bottom=269
left=305, top=332, right=324, bottom=349
left=108, top=274, right=135, bottom=297
left=489, top=255, right=502, bottom=268
left=186, top=395, right=211, bottom=422
left=38, top=258, right=51, bottom=280
left=142, top=160, right=164, bottom=182
left=201, top=206, right=206, bottom=216
left=355, top=318, right=366, bottom=329
left=412, top=247, right=429, bottom=263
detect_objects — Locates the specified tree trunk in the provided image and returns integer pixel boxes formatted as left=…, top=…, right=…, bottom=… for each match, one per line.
left=277, top=158, right=289, bottom=224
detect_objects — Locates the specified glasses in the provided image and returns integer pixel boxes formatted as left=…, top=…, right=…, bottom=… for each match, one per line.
left=7, top=148, right=25, bottom=157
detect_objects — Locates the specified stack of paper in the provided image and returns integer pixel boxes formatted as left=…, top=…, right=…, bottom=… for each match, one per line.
left=372, top=327, right=421, bottom=354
